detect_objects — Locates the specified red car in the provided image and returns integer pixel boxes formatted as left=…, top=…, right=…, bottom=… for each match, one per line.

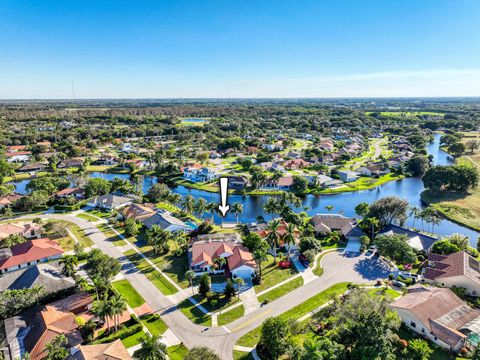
left=278, top=260, right=292, bottom=269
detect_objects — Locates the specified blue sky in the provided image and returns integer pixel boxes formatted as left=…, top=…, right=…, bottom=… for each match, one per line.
left=1, top=0, right=480, bottom=98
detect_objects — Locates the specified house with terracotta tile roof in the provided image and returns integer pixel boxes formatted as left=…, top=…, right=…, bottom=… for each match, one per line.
left=391, top=285, right=480, bottom=352
left=55, top=187, right=85, bottom=199
left=0, top=293, right=92, bottom=360
left=0, top=238, right=64, bottom=274
left=189, top=233, right=256, bottom=280
left=70, top=340, right=132, bottom=360
left=423, top=252, right=480, bottom=297
left=0, top=222, right=41, bottom=242
left=0, top=194, right=22, bottom=210
left=5, top=151, right=31, bottom=163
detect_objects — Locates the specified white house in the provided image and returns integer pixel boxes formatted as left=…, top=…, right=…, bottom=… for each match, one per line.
left=337, top=170, right=359, bottom=182
left=183, top=166, right=218, bottom=182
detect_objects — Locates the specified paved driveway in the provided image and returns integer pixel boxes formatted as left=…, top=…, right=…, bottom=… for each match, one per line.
left=321, top=251, right=391, bottom=282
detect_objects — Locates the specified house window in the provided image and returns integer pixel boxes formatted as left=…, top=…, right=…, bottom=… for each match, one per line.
left=422, top=328, right=425, bottom=333
left=410, top=321, right=416, bottom=328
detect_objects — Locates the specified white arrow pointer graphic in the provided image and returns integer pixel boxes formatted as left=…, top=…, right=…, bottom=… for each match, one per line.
left=218, top=177, right=230, bottom=217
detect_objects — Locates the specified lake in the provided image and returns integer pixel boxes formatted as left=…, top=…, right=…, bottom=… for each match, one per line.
left=10, top=133, right=480, bottom=242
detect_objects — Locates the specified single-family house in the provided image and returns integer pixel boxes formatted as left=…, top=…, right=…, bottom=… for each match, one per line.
left=284, top=159, right=309, bottom=170
left=316, top=174, right=342, bottom=188
left=311, top=214, right=364, bottom=247
left=5, top=152, right=31, bottom=163
left=0, top=263, right=75, bottom=293
left=337, top=170, right=359, bottom=183
left=0, top=238, right=64, bottom=274
left=18, top=163, right=46, bottom=173
left=263, top=176, right=294, bottom=190
left=183, top=165, right=217, bottom=182
left=58, top=158, right=84, bottom=169
left=189, top=233, right=256, bottom=280
left=0, top=293, right=92, bottom=360
left=378, top=224, right=438, bottom=252
left=0, top=222, right=41, bottom=241
left=70, top=340, right=132, bottom=360
left=423, top=252, right=480, bottom=297
left=87, top=193, right=134, bottom=211
left=55, top=188, right=85, bottom=200
left=391, top=285, right=480, bottom=352
left=228, top=176, right=250, bottom=189
left=0, top=194, right=22, bottom=210
left=286, top=151, right=301, bottom=159
left=142, top=210, right=191, bottom=232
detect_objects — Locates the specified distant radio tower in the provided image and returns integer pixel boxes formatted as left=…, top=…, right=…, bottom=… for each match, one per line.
left=71, top=80, right=76, bottom=99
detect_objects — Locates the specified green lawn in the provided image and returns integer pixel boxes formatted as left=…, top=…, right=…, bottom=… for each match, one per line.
left=121, top=330, right=146, bottom=348
left=233, top=350, right=254, bottom=360
left=135, top=243, right=192, bottom=289
left=167, top=344, right=190, bottom=360
left=254, top=255, right=297, bottom=293
left=123, top=249, right=178, bottom=295
left=98, top=223, right=126, bottom=246
left=257, top=276, right=304, bottom=303
left=178, top=293, right=239, bottom=326
left=178, top=298, right=211, bottom=326
left=76, top=212, right=99, bottom=222
left=141, top=314, right=168, bottom=336
left=112, top=280, right=145, bottom=308
left=43, top=219, right=93, bottom=251
left=218, top=305, right=245, bottom=326
left=85, top=209, right=112, bottom=219
left=237, top=282, right=350, bottom=347
left=367, top=287, right=402, bottom=299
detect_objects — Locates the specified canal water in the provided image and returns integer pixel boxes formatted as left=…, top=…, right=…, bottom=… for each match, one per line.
left=10, top=134, right=480, bottom=242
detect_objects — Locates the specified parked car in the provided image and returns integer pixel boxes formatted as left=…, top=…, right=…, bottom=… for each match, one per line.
left=278, top=260, right=292, bottom=269
left=392, top=280, right=406, bottom=288
left=399, top=271, right=420, bottom=280
left=299, top=254, right=310, bottom=267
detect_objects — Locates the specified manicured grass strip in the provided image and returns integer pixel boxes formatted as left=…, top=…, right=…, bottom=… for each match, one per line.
left=368, top=287, right=402, bottom=299
left=167, top=344, right=190, bottom=360
left=178, top=298, right=211, bottom=326
left=123, top=249, right=178, bottom=295
left=68, top=222, right=94, bottom=247
left=112, top=280, right=145, bottom=308
left=76, top=212, right=99, bottom=222
left=257, top=277, right=304, bottom=304
left=218, top=305, right=245, bottom=326
left=233, top=350, right=254, bottom=360
left=121, top=330, right=145, bottom=348
left=141, top=314, right=168, bottom=336
left=85, top=209, right=111, bottom=219
left=237, top=282, right=350, bottom=347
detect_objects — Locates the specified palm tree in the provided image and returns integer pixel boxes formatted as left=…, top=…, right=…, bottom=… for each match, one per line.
left=133, top=334, right=167, bottom=360
left=264, top=197, right=279, bottom=219
left=266, top=219, right=281, bottom=263
left=253, top=248, right=268, bottom=281
left=185, top=270, right=196, bottom=295
left=92, top=276, right=110, bottom=298
left=109, top=294, right=127, bottom=332
left=75, top=277, right=89, bottom=292
left=92, top=294, right=114, bottom=333
left=180, top=194, right=195, bottom=214
left=213, top=257, right=226, bottom=271
left=231, top=203, right=244, bottom=224
left=146, top=225, right=171, bottom=254
left=193, top=198, right=207, bottom=218
left=168, top=193, right=182, bottom=207
left=234, top=278, right=245, bottom=299
left=282, top=223, right=297, bottom=259
left=409, top=206, right=421, bottom=228
left=205, top=202, right=216, bottom=223
left=59, top=255, right=78, bottom=278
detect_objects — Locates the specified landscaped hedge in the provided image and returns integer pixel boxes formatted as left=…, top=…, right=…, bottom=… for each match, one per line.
left=91, top=317, right=142, bottom=344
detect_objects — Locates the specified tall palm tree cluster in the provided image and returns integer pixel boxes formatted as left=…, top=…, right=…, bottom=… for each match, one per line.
left=264, top=218, right=298, bottom=263
left=91, top=293, right=127, bottom=333
left=180, top=194, right=244, bottom=224
left=409, top=205, right=443, bottom=233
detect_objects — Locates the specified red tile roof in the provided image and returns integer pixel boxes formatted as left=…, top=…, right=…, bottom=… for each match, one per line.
left=0, top=238, right=64, bottom=270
